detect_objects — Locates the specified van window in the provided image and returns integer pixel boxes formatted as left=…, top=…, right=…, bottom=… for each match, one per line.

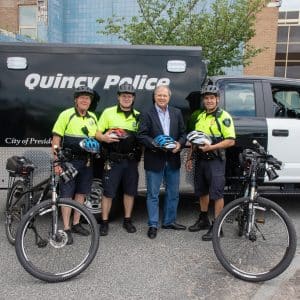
left=224, top=82, right=256, bottom=117
left=272, top=86, right=300, bottom=118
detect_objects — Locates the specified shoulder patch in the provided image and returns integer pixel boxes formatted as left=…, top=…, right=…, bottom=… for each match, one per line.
left=223, top=118, right=231, bottom=127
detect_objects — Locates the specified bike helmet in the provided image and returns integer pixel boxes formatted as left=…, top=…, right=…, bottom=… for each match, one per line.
left=79, top=138, right=101, bottom=153
left=201, top=85, right=219, bottom=96
left=74, top=85, right=94, bottom=99
left=187, top=131, right=212, bottom=145
left=117, top=82, right=135, bottom=95
left=153, top=134, right=177, bottom=149
left=107, top=128, right=129, bottom=139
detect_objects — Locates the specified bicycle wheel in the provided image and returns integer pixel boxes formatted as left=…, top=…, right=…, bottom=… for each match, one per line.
left=5, top=180, right=27, bottom=245
left=15, top=198, right=99, bottom=282
left=212, top=196, right=297, bottom=282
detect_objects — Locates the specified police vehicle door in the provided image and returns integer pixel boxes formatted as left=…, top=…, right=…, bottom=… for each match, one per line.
left=266, top=84, right=300, bottom=183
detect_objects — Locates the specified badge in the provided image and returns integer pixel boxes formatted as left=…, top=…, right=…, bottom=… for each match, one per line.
left=223, top=118, right=231, bottom=127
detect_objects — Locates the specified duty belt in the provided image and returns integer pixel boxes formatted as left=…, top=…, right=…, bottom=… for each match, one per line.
left=109, top=152, right=135, bottom=162
left=68, top=153, right=89, bottom=161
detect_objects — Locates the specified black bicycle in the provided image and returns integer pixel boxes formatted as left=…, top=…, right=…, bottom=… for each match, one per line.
left=5, top=156, right=47, bottom=245
left=212, top=140, right=297, bottom=282
left=12, top=148, right=99, bottom=282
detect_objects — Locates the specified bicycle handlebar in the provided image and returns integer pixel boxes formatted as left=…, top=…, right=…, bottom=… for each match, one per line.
left=241, top=140, right=282, bottom=181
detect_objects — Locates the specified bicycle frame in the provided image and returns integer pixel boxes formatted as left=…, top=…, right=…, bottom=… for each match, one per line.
left=240, top=149, right=271, bottom=239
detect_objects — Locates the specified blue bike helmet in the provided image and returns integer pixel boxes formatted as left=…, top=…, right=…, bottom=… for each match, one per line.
left=79, top=138, right=101, bottom=153
left=153, top=134, right=176, bottom=149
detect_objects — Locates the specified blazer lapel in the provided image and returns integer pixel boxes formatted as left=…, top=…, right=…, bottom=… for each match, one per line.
left=169, top=107, right=176, bottom=137
left=151, top=106, right=164, bottom=133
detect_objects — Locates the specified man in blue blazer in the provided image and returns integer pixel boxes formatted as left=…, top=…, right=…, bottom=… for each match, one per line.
left=138, top=85, right=187, bottom=239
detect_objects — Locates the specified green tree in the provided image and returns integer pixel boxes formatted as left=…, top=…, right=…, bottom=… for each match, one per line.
left=97, top=0, right=269, bottom=75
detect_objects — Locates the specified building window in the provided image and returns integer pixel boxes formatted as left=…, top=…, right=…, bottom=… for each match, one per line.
left=277, top=26, right=288, bottom=43
left=276, top=19, right=300, bottom=79
left=19, top=5, right=37, bottom=39
left=286, top=11, right=299, bottom=20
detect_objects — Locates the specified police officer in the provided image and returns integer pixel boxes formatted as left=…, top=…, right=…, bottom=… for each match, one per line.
left=52, top=85, right=98, bottom=245
left=186, top=85, right=236, bottom=241
left=96, top=83, right=140, bottom=236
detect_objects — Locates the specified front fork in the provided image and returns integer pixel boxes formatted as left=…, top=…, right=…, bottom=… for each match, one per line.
left=246, top=173, right=257, bottom=237
left=50, top=175, right=59, bottom=240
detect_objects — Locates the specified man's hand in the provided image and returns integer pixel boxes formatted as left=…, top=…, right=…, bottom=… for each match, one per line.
left=171, top=141, right=181, bottom=153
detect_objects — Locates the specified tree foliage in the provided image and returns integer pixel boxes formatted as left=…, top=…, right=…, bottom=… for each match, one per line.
left=97, top=0, right=269, bottom=75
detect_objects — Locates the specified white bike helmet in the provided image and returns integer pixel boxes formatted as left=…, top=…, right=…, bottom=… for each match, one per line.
left=187, top=131, right=212, bottom=145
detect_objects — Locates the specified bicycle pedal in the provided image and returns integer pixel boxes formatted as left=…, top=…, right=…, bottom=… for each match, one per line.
left=37, top=240, right=48, bottom=248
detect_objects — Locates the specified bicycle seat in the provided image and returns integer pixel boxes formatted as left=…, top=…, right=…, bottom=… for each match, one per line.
left=6, top=156, right=35, bottom=176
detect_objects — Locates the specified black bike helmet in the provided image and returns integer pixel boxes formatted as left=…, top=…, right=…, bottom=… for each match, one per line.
left=117, top=82, right=135, bottom=95
left=201, top=85, right=219, bottom=96
left=74, top=85, right=94, bottom=99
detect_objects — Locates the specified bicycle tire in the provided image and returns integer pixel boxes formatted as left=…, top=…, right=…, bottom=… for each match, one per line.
left=5, top=180, right=27, bottom=245
left=15, top=198, right=99, bottom=282
left=212, top=196, right=297, bottom=282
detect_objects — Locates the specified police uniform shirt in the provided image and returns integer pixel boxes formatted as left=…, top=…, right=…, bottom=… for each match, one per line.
left=52, top=107, right=98, bottom=153
left=97, top=105, right=139, bottom=133
left=195, top=109, right=236, bottom=140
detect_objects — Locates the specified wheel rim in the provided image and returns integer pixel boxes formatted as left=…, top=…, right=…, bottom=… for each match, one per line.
left=18, top=202, right=97, bottom=279
left=214, top=201, right=291, bottom=279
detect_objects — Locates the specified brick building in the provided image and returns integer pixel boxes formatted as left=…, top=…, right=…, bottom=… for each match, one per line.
left=0, top=0, right=299, bottom=78
left=244, top=2, right=280, bottom=76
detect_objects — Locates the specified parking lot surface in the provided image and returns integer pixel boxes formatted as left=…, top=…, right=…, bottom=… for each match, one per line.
left=0, top=193, right=299, bottom=300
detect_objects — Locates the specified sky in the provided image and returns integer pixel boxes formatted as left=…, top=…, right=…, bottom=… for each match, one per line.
left=280, top=0, right=300, bottom=10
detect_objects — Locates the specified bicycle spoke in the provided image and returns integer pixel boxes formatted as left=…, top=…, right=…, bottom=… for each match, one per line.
left=213, top=197, right=296, bottom=281
left=16, top=200, right=99, bottom=282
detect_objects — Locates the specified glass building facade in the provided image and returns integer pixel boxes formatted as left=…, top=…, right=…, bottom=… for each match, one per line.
left=46, top=0, right=139, bottom=43
left=276, top=10, right=300, bottom=78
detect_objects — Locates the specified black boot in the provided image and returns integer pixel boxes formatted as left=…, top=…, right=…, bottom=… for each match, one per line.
left=100, top=220, right=109, bottom=236
left=202, top=222, right=213, bottom=241
left=188, top=212, right=210, bottom=232
left=123, top=218, right=137, bottom=233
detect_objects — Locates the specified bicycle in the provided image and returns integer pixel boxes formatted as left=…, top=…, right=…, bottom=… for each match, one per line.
left=212, top=140, right=297, bottom=282
left=5, top=156, right=47, bottom=245
left=13, top=147, right=99, bottom=282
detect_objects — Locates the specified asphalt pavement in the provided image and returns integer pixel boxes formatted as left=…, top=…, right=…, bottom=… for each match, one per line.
left=0, top=193, right=299, bottom=300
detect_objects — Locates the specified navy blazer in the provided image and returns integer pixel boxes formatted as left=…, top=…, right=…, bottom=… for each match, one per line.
left=137, top=105, right=186, bottom=171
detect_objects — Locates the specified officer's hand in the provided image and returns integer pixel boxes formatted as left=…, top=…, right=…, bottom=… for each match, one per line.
left=171, top=142, right=181, bottom=153
left=103, top=132, right=120, bottom=143
left=199, top=143, right=212, bottom=153
left=54, top=165, right=63, bottom=176
left=185, top=159, right=193, bottom=172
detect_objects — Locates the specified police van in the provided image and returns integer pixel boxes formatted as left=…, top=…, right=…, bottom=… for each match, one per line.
left=1, top=42, right=300, bottom=209
left=0, top=42, right=206, bottom=214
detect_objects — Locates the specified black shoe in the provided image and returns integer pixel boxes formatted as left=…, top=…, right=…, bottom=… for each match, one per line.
left=123, top=219, right=137, bottom=233
left=162, top=222, right=186, bottom=230
left=99, top=222, right=109, bottom=236
left=72, top=223, right=90, bottom=236
left=65, top=229, right=73, bottom=245
left=202, top=225, right=213, bottom=241
left=188, top=213, right=210, bottom=232
left=147, top=227, right=157, bottom=239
